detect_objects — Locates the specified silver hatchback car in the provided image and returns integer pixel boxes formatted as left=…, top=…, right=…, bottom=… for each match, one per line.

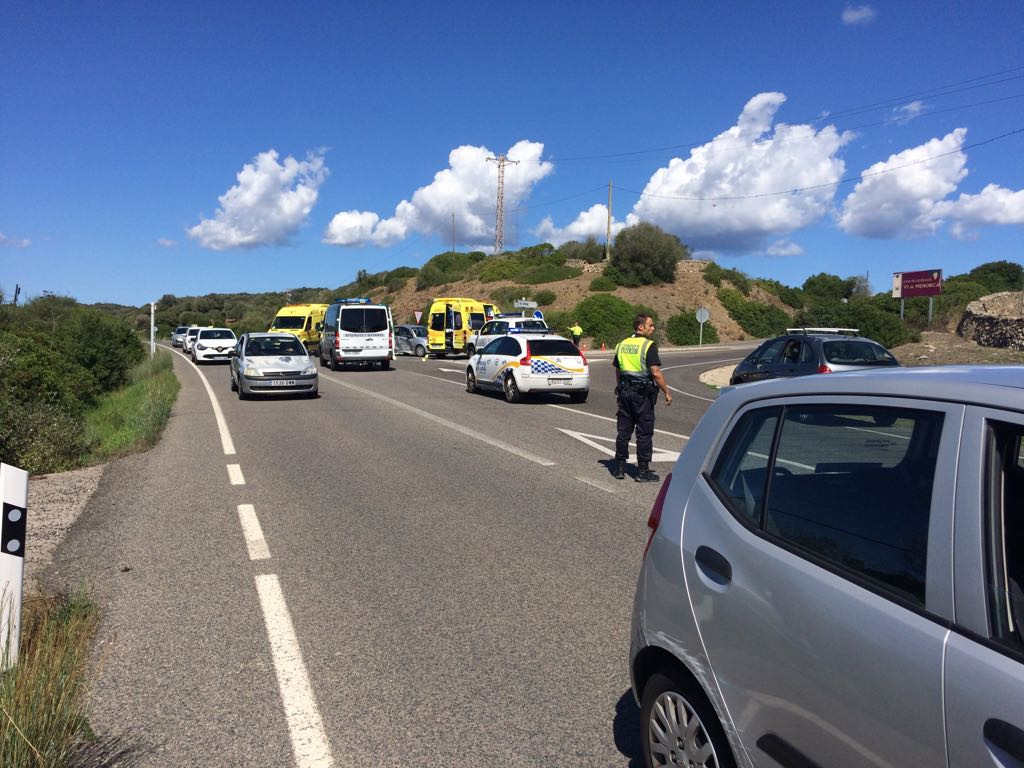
left=229, top=332, right=318, bottom=399
left=630, top=365, right=1024, bottom=768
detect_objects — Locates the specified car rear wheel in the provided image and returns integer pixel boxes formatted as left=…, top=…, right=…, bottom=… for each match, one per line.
left=640, top=671, right=735, bottom=768
left=466, top=369, right=478, bottom=393
left=569, top=390, right=588, bottom=404
left=414, top=344, right=425, bottom=357
left=503, top=372, right=522, bottom=403
left=330, top=356, right=339, bottom=371
left=380, top=359, right=390, bottom=370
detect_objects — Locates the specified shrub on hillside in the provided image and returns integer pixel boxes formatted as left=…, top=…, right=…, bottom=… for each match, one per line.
left=666, top=313, right=720, bottom=346
left=610, top=222, right=689, bottom=286
left=489, top=285, right=533, bottom=307
left=533, top=289, right=556, bottom=307
left=589, top=275, right=616, bottom=292
left=703, top=263, right=751, bottom=294
left=754, top=278, right=803, bottom=308
left=477, top=257, right=524, bottom=283
left=416, top=251, right=485, bottom=290
left=718, top=288, right=790, bottom=338
left=794, top=299, right=917, bottom=349
left=557, top=238, right=606, bottom=264
left=572, top=294, right=659, bottom=346
left=516, top=263, right=582, bottom=285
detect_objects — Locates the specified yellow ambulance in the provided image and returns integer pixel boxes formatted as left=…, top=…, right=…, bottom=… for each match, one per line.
left=268, top=303, right=328, bottom=355
left=426, top=297, right=499, bottom=357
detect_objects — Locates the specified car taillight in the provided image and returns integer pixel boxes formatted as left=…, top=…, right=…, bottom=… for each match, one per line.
left=643, top=472, right=672, bottom=559
left=519, top=352, right=532, bottom=368
left=579, top=349, right=587, bottom=364
left=334, top=336, right=340, bottom=349
left=817, top=363, right=833, bottom=374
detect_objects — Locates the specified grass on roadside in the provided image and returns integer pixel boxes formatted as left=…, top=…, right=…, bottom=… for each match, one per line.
left=0, top=590, right=136, bottom=767
left=83, top=351, right=180, bottom=465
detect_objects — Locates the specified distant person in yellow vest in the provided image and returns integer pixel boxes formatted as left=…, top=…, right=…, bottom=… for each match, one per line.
left=612, top=314, right=672, bottom=482
left=569, top=321, right=583, bottom=346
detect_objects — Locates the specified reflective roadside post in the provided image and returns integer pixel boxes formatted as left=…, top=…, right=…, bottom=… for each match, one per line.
left=696, top=307, right=710, bottom=347
left=0, top=463, right=28, bottom=670
left=150, top=301, right=156, bottom=358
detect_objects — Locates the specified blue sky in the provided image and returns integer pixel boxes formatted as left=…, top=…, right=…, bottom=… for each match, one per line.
left=2, top=1, right=1022, bottom=306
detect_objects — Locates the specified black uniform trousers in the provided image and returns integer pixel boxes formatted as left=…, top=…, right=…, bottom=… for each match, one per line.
left=615, top=379, right=656, bottom=462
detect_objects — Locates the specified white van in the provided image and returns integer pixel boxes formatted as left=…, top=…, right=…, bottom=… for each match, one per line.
left=319, top=298, right=394, bottom=370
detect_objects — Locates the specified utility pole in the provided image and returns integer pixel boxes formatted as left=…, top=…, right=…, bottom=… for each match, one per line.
left=452, top=213, right=456, bottom=253
left=487, top=153, right=518, bottom=255
left=12, top=284, right=20, bottom=306
left=605, top=181, right=612, bottom=261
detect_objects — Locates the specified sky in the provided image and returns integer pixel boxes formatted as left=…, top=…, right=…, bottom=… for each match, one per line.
left=2, top=0, right=1022, bottom=307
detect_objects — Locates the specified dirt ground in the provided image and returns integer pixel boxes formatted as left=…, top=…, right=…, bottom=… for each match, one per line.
left=889, top=331, right=1024, bottom=366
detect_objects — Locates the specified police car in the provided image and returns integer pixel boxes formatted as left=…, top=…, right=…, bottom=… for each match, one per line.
left=465, top=332, right=589, bottom=403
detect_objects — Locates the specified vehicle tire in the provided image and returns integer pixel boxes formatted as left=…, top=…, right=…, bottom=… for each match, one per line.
left=466, top=369, right=478, bottom=393
left=414, top=344, right=426, bottom=357
left=230, top=374, right=237, bottom=392
left=307, top=389, right=318, bottom=399
left=569, top=390, right=588, bottom=404
left=640, top=671, right=736, bottom=768
left=237, top=385, right=247, bottom=400
left=467, top=344, right=475, bottom=357
left=381, top=359, right=390, bottom=371
left=330, top=355, right=339, bottom=372
left=729, top=377, right=741, bottom=386
left=503, top=372, right=522, bottom=403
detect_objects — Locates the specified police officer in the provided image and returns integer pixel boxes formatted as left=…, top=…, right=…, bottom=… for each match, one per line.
left=613, top=314, right=672, bottom=482
left=569, top=321, right=583, bottom=346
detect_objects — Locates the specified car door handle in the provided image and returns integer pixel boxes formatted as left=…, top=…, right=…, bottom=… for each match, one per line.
left=695, top=546, right=732, bottom=586
left=984, top=719, right=1024, bottom=764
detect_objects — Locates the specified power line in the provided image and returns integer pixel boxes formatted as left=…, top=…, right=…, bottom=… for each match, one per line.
left=610, top=126, right=1024, bottom=203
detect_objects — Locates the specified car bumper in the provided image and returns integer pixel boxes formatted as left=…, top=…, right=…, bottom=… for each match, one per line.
left=241, top=373, right=318, bottom=394
left=516, top=371, right=590, bottom=394
left=194, top=349, right=233, bottom=362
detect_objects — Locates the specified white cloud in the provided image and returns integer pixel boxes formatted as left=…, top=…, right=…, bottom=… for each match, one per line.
left=617, top=92, right=851, bottom=252
left=837, top=128, right=969, bottom=237
left=533, top=204, right=625, bottom=247
left=188, top=149, right=327, bottom=250
left=764, top=240, right=804, bottom=257
left=323, top=140, right=553, bottom=248
left=938, top=184, right=1024, bottom=240
left=891, top=100, right=926, bottom=125
left=0, top=232, right=31, bottom=248
left=157, top=238, right=176, bottom=247
left=842, top=5, right=877, bottom=25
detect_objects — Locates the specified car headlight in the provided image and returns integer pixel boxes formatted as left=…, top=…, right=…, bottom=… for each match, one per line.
left=196, top=343, right=207, bottom=350
left=243, top=366, right=263, bottom=377
left=302, top=365, right=316, bottom=376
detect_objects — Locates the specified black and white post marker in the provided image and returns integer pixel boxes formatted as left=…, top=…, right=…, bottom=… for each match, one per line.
left=0, top=463, right=28, bottom=669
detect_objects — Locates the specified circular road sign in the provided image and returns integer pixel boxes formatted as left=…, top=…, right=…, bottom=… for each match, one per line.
left=695, top=307, right=710, bottom=324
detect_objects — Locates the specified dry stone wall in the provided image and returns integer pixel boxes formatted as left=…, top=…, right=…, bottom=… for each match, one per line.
left=957, top=291, right=1024, bottom=350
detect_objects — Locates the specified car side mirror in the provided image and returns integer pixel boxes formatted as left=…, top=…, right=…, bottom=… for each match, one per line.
left=228, top=349, right=237, bottom=357
left=315, top=322, right=323, bottom=332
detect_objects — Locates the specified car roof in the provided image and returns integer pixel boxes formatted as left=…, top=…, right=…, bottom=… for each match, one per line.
left=517, top=333, right=572, bottom=342
left=721, top=365, right=1024, bottom=413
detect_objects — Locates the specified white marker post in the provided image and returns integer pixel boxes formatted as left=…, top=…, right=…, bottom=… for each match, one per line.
left=0, top=463, right=28, bottom=670
left=695, top=307, right=710, bottom=347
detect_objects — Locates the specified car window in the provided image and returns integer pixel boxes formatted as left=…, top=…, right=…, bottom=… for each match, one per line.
left=764, top=404, right=943, bottom=605
left=985, top=420, right=1024, bottom=652
left=755, top=338, right=786, bottom=364
left=497, top=338, right=521, bottom=357
left=339, top=307, right=388, bottom=333
left=412, top=326, right=426, bottom=336
left=480, top=339, right=503, bottom=356
left=517, top=320, right=547, bottom=332
left=480, top=322, right=494, bottom=335
left=707, top=408, right=782, bottom=525
left=782, top=340, right=802, bottom=364
left=199, top=329, right=235, bottom=340
left=271, top=316, right=305, bottom=329
left=529, top=339, right=580, bottom=357
left=799, top=341, right=815, bottom=364
left=430, top=312, right=444, bottom=332
left=495, top=322, right=508, bottom=334
left=453, top=312, right=463, bottom=330
left=469, top=312, right=485, bottom=329
left=823, top=340, right=898, bottom=365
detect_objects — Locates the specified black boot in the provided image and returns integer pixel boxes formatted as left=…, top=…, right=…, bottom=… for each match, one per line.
left=635, top=462, right=660, bottom=483
left=613, top=460, right=626, bottom=480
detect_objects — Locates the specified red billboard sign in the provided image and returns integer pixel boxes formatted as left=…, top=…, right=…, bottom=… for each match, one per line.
left=892, top=269, right=943, bottom=298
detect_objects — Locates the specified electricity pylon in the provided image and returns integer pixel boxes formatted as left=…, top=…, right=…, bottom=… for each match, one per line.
left=487, top=153, right=519, bottom=255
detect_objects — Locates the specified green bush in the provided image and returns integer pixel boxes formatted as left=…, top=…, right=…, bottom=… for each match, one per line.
left=794, top=298, right=918, bottom=349
left=718, top=288, right=790, bottom=338
left=703, top=263, right=751, bottom=294
left=489, top=285, right=533, bottom=307
left=416, top=251, right=486, bottom=289
left=557, top=238, right=606, bottom=264
left=477, top=257, right=525, bottom=283
left=532, top=289, right=556, bottom=307
left=516, top=263, right=582, bottom=285
left=666, top=312, right=720, bottom=346
left=611, top=222, right=689, bottom=285
left=754, top=278, right=803, bottom=308
left=572, top=294, right=658, bottom=346
left=964, top=260, right=1024, bottom=293
left=589, top=275, right=617, bottom=292
left=602, top=262, right=633, bottom=286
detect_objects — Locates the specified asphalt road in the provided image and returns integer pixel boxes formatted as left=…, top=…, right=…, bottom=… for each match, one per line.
left=49, top=340, right=755, bottom=767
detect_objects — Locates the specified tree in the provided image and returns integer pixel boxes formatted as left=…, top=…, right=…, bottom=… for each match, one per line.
left=610, top=223, right=690, bottom=285
left=965, top=260, right=1024, bottom=293
left=802, top=273, right=848, bottom=304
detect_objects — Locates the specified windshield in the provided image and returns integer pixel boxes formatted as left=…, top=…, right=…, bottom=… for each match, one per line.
left=823, top=340, right=898, bottom=365
left=271, top=316, right=305, bottom=330
left=187, top=329, right=200, bottom=337
left=339, top=307, right=388, bottom=333
left=529, top=339, right=580, bottom=356
left=246, top=337, right=306, bottom=356
left=174, top=326, right=188, bottom=333
left=518, top=320, right=548, bottom=332
left=199, top=329, right=235, bottom=340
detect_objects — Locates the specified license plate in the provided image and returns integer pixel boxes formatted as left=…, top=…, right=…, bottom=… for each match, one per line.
left=271, top=380, right=296, bottom=387
left=342, top=349, right=361, bottom=354
left=547, top=377, right=572, bottom=385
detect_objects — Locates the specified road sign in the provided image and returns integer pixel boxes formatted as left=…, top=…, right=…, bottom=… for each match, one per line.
left=892, top=269, right=942, bottom=298
left=556, top=429, right=680, bottom=463
left=695, top=307, right=710, bottom=324
left=414, top=310, right=422, bottom=323
left=533, top=309, right=544, bottom=320
left=514, top=299, right=538, bottom=309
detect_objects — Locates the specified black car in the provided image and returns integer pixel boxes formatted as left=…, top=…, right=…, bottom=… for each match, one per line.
left=730, top=327, right=899, bottom=385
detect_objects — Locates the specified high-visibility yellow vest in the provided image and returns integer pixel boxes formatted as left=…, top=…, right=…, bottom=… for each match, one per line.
left=616, top=334, right=653, bottom=378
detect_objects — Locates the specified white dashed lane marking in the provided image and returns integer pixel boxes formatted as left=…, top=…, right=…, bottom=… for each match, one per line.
left=237, top=504, right=271, bottom=560
left=227, top=463, right=246, bottom=485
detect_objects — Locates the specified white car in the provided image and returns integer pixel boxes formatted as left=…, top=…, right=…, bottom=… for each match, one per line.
left=465, top=333, right=588, bottom=403
left=468, top=316, right=549, bottom=356
left=191, top=327, right=237, bottom=363
left=182, top=326, right=202, bottom=354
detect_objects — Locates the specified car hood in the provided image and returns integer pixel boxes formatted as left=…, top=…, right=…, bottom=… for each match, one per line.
left=245, top=355, right=313, bottom=371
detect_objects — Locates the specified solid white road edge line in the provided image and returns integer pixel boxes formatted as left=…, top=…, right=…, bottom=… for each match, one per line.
left=321, top=375, right=556, bottom=466
left=546, top=404, right=690, bottom=440
left=576, top=476, right=620, bottom=494
left=666, top=384, right=715, bottom=403
left=255, top=574, right=335, bottom=768
left=659, top=357, right=743, bottom=371
left=180, top=354, right=237, bottom=456
left=237, top=504, right=271, bottom=560
left=227, top=464, right=245, bottom=485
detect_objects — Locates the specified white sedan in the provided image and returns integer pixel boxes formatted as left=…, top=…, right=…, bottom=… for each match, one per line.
left=466, top=333, right=588, bottom=403
left=192, top=327, right=237, bottom=363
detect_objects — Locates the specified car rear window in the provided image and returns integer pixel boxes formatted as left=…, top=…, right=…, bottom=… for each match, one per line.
left=339, top=307, right=388, bottom=333
left=528, top=339, right=580, bottom=357
left=823, top=340, right=897, bottom=365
